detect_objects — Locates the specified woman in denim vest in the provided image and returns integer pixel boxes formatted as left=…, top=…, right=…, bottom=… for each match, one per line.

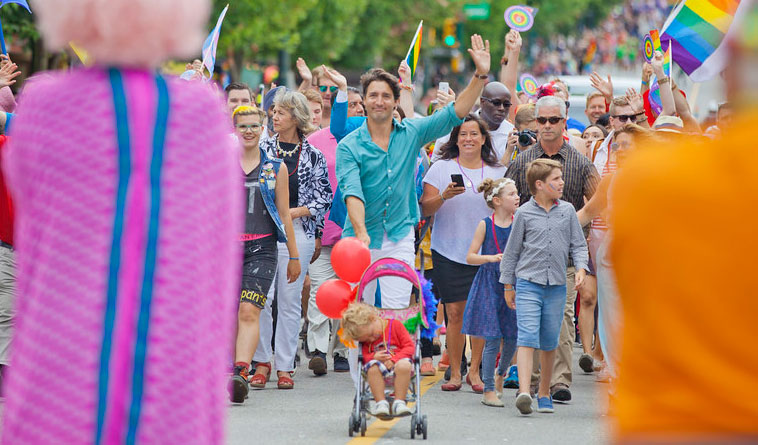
left=258, top=89, right=332, bottom=389
left=229, top=106, right=301, bottom=403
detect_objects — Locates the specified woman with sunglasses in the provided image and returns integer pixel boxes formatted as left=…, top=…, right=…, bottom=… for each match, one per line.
left=420, top=114, right=506, bottom=392
left=228, top=106, right=300, bottom=403
left=255, top=89, right=332, bottom=390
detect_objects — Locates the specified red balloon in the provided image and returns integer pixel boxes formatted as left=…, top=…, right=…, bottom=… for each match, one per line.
left=315, top=279, right=355, bottom=318
left=331, top=237, right=371, bottom=282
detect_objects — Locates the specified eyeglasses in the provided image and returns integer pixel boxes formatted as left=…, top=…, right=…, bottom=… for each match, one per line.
left=481, top=97, right=512, bottom=108
left=236, top=123, right=262, bottom=132
left=536, top=116, right=564, bottom=125
left=318, top=85, right=339, bottom=93
left=612, top=113, right=642, bottom=123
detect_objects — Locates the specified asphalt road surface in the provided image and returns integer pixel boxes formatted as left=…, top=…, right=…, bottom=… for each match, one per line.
left=226, top=341, right=611, bottom=444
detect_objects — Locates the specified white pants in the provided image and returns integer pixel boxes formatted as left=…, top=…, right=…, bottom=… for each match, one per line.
left=349, top=229, right=415, bottom=388
left=254, top=220, right=315, bottom=371
left=306, top=246, right=348, bottom=358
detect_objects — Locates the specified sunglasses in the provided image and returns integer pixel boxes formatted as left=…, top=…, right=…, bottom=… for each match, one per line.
left=318, top=85, right=339, bottom=93
left=536, top=116, right=564, bottom=125
left=481, top=97, right=512, bottom=108
left=612, top=113, right=642, bottom=123
left=236, top=123, right=262, bottom=132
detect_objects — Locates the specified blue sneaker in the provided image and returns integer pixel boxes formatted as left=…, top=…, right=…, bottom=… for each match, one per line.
left=503, top=365, right=519, bottom=389
left=537, top=396, right=554, bottom=413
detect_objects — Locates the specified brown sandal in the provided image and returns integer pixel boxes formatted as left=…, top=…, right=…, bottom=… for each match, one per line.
left=249, top=362, right=271, bottom=389
left=277, top=372, right=294, bottom=390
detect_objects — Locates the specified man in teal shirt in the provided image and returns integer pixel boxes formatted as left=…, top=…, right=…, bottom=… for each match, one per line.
left=336, top=34, right=492, bottom=313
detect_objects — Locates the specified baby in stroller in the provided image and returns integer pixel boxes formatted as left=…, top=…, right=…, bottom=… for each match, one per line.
left=341, top=303, right=414, bottom=418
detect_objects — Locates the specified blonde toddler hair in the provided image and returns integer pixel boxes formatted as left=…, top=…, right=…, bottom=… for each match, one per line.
left=341, top=303, right=380, bottom=343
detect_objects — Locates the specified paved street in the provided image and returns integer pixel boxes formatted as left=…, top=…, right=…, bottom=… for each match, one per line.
left=227, top=341, right=610, bottom=444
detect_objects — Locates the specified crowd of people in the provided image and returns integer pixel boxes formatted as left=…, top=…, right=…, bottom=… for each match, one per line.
left=528, top=0, right=671, bottom=76
left=193, top=26, right=721, bottom=417
left=0, top=0, right=753, bottom=443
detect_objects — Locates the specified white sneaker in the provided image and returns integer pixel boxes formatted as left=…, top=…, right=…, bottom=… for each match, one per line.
left=392, top=399, right=412, bottom=417
left=371, top=399, right=390, bottom=418
left=515, top=392, right=533, bottom=415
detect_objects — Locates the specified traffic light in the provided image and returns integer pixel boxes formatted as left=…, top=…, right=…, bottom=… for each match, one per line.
left=442, top=18, right=458, bottom=48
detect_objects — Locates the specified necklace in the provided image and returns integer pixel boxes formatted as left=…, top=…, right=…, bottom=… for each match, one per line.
left=276, top=136, right=303, bottom=177
left=491, top=213, right=514, bottom=253
left=277, top=138, right=302, bottom=157
left=456, top=157, right=484, bottom=193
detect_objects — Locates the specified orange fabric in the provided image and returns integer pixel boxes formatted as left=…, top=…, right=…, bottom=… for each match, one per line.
left=608, top=115, right=758, bottom=441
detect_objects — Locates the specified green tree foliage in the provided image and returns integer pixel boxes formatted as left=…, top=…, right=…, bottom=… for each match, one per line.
left=463, top=0, right=622, bottom=65
left=296, top=0, right=370, bottom=63
left=334, top=0, right=466, bottom=70
left=211, top=0, right=318, bottom=61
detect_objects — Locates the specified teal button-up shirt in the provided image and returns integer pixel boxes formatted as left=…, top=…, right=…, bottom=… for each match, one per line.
left=336, top=103, right=463, bottom=249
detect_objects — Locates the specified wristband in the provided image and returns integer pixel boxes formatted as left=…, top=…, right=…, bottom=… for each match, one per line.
left=500, top=56, right=508, bottom=66
left=399, top=84, right=413, bottom=91
left=289, top=257, right=299, bottom=261
left=474, top=73, right=489, bottom=80
left=439, top=193, right=446, bottom=202
left=658, top=76, right=670, bottom=85
left=641, top=80, right=649, bottom=86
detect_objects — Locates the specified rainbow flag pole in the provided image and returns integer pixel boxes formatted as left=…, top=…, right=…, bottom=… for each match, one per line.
left=404, top=20, right=423, bottom=81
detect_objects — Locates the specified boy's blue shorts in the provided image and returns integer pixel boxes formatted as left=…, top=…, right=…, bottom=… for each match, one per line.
left=515, top=278, right=567, bottom=350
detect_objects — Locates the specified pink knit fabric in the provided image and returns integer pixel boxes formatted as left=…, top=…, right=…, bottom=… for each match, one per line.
left=1, top=68, right=241, bottom=444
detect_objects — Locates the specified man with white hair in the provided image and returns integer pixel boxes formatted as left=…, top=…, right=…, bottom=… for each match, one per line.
left=504, top=95, right=599, bottom=403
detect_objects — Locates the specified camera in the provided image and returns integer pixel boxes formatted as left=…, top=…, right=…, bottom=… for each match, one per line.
left=517, top=129, right=537, bottom=147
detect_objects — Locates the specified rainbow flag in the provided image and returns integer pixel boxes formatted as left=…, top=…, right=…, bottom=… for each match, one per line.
left=661, top=0, right=749, bottom=81
left=405, top=21, right=423, bottom=81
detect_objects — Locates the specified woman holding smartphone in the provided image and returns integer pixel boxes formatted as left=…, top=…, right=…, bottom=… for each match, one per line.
left=420, top=114, right=506, bottom=392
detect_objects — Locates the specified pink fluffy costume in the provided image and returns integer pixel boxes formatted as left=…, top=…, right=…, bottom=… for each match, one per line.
left=0, top=1, right=242, bottom=444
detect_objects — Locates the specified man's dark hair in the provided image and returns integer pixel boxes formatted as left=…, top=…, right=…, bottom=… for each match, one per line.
left=225, top=82, right=253, bottom=101
left=360, top=69, right=400, bottom=101
left=330, top=86, right=362, bottom=107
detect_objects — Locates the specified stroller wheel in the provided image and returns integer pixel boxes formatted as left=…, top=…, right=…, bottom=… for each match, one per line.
left=410, top=415, right=417, bottom=439
left=421, top=415, right=428, bottom=440
left=360, top=412, right=367, bottom=436
left=349, top=413, right=357, bottom=437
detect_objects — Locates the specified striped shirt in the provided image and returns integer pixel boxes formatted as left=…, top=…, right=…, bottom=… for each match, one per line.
left=499, top=197, right=589, bottom=286
left=504, top=142, right=600, bottom=211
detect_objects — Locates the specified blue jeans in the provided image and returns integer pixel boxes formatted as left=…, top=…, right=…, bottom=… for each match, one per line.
left=515, top=278, right=567, bottom=350
left=482, top=336, right=517, bottom=393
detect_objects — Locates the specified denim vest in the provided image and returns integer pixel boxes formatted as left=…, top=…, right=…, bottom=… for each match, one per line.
left=257, top=148, right=288, bottom=243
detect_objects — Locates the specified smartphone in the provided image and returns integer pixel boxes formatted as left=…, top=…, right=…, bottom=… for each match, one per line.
left=451, top=173, right=465, bottom=188
left=438, top=82, right=450, bottom=94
